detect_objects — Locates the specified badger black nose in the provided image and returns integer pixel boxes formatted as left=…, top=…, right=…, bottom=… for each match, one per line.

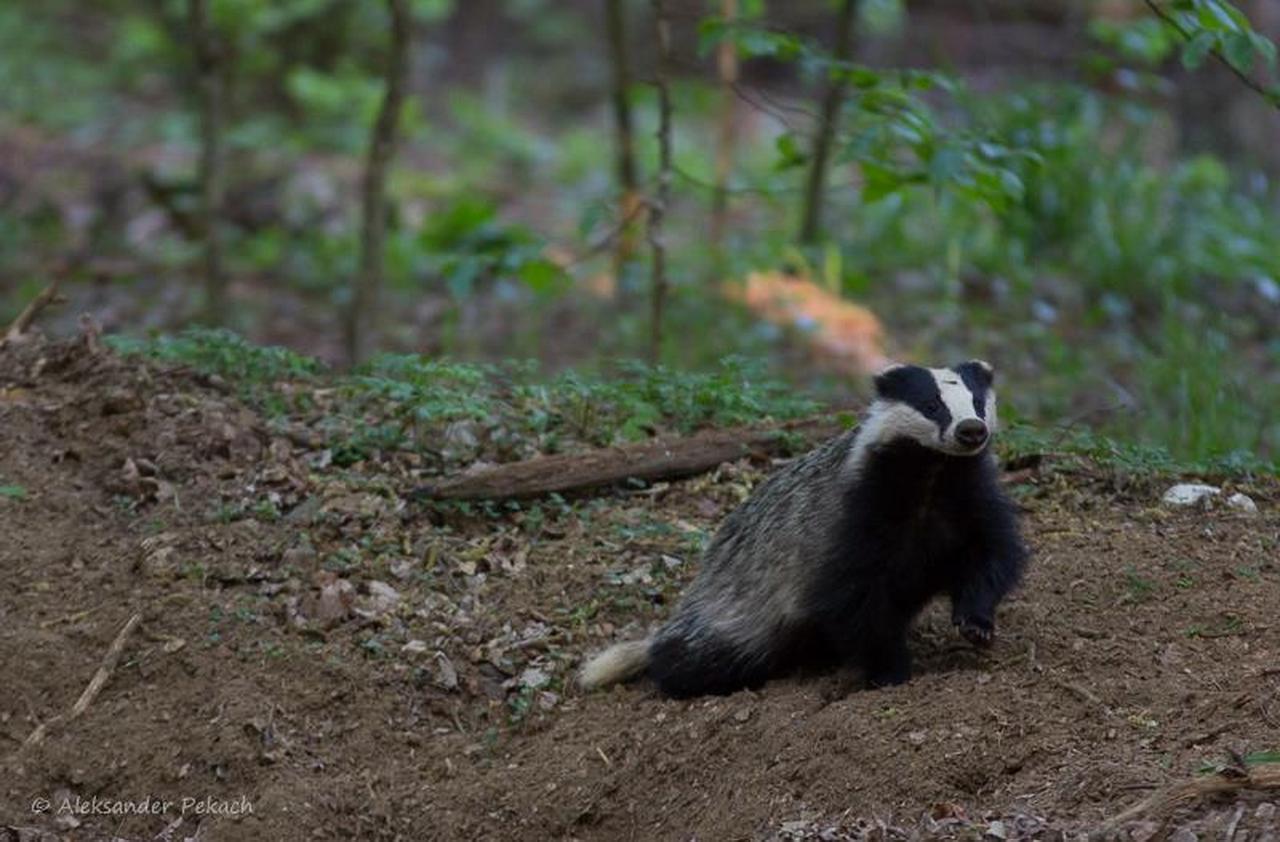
left=955, top=419, right=988, bottom=448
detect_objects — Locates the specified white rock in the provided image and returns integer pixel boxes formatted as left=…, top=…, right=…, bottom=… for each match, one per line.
left=401, top=639, right=429, bottom=656
left=1161, top=483, right=1220, bottom=506
left=366, top=580, right=401, bottom=613
left=1226, top=492, right=1258, bottom=513
left=518, top=667, right=551, bottom=690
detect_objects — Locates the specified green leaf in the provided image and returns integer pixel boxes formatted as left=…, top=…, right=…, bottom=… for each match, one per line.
left=1181, top=31, right=1216, bottom=70
left=1251, top=32, right=1277, bottom=71
left=861, top=162, right=902, bottom=204
left=774, top=132, right=808, bottom=169
left=998, top=168, right=1026, bottom=202
left=858, top=0, right=905, bottom=37
left=517, top=259, right=569, bottom=296
left=1223, top=31, right=1255, bottom=72
left=0, top=485, right=27, bottom=500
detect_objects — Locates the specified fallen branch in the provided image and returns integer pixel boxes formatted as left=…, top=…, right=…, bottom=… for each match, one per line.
left=2, top=280, right=64, bottom=345
left=412, top=417, right=851, bottom=501
left=20, top=613, right=142, bottom=750
left=1107, top=760, right=1280, bottom=826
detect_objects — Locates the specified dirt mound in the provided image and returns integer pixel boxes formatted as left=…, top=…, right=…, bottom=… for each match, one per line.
left=1, top=338, right=1277, bottom=841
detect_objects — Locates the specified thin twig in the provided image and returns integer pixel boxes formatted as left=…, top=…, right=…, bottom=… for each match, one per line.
left=20, top=613, right=143, bottom=750
left=673, top=163, right=804, bottom=196
left=558, top=196, right=651, bottom=269
left=1143, top=0, right=1280, bottom=109
left=1107, top=760, right=1280, bottom=826
left=2, top=280, right=64, bottom=344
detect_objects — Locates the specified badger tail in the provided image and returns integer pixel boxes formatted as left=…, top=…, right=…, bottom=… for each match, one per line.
left=578, top=639, right=651, bottom=691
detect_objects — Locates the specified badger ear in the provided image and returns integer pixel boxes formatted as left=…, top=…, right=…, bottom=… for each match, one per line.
left=872, top=363, right=909, bottom=399
left=954, top=359, right=994, bottom=387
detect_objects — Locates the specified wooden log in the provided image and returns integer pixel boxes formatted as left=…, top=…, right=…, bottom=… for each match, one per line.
left=412, top=416, right=852, bottom=501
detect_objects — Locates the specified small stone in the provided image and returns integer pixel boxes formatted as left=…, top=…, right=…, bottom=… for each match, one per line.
left=1256, top=802, right=1276, bottom=819
left=401, top=639, right=429, bottom=656
left=431, top=652, right=459, bottom=691
left=363, top=580, right=401, bottom=616
left=985, top=820, right=1007, bottom=840
left=906, top=729, right=929, bottom=746
left=312, top=578, right=355, bottom=627
left=281, top=545, right=317, bottom=568
left=1162, top=483, right=1220, bottom=507
left=1128, top=821, right=1160, bottom=842
left=1226, top=492, right=1258, bottom=513
left=1168, top=828, right=1196, bottom=842
left=733, top=708, right=752, bottom=723
left=519, top=667, right=551, bottom=690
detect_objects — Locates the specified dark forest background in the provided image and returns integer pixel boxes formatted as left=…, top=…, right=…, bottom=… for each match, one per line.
left=1, top=0, right=1278, bottom=465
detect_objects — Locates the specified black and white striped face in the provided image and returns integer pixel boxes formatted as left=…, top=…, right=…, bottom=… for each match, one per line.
left=868, top=361, right=998, bottom=456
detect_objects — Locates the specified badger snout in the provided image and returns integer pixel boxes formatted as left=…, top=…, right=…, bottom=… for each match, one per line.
left=954, top=419, right=989, bottom=449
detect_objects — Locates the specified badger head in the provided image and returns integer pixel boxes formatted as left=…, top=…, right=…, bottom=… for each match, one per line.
left=864, top=360, right=998, bottom=457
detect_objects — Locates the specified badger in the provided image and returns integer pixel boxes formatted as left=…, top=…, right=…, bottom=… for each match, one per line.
left=579, top=360, right=1028, bottom=698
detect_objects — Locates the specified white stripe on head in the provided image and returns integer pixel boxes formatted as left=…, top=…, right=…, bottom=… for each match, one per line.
left=931, top=367, right=981, bottom=436
left=842, top=363, right=998, bottom=479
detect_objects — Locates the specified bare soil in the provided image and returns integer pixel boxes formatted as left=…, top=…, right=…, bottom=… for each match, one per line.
left=1, top=338, right=1277, bottom=842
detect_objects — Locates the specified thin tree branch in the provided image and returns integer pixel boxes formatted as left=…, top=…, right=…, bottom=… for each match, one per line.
left=710, top=0, right=740, bottom=254
left=648, top=0, right=674, bottom=362
left=345, top=0, right=412, bottom=366
left=799, top=0, right=858, bottom=244
left=604, top=0, right=643, bottom=280
left=1143, top=0, right=1280, bottom=109
left=187, top=0, right=227, bottom=324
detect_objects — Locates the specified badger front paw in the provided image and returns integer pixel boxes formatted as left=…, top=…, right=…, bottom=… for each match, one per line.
left=955, top=615, right=995, bottom=648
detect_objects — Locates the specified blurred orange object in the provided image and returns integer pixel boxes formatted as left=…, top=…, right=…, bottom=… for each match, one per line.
left=732, top=270, right=888, bottom=377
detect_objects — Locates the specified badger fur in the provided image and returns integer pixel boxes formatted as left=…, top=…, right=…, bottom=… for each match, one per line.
left=579, top=360, right=1028, bottom=698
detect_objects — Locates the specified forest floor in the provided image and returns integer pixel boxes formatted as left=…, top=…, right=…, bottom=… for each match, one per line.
left=1, top=336, right=1278, bottom=842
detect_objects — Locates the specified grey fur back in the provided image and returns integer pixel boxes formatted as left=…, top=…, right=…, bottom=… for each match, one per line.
left=652, top=429, right=859, bottom=668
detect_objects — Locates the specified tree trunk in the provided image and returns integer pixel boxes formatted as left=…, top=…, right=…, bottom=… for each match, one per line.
left=710, top=0, right=739, bottom=257
left=346, top=0, right=412, bottom=367
left=648, top=0, right=674, bottom=362
left=604, top=0, right=642, bottom=287
left=799, top=0, right=857, bottom=245
left=188, top=0, right=226, bottom=325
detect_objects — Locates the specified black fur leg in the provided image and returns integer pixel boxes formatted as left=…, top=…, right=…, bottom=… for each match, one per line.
left=862, top=632, right=912, bottom=688
left=950, top=523, right=1028, bottom=650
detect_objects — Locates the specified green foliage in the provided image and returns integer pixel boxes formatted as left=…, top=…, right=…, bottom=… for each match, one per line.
left=413, top=198, right=568, bottom=299
left=0, top=484, right=28, bottom=500
left=1000, top=421, right=1278, bottom=480
left=540, top=356, right=819, bottom=443
left=697, top=19, right=1035, bottom=213
left=106, top=328, right=326, bottom=383
left=1165, top=0, right=1277, bottom=75
left=106, top=329, right=816, bottom=465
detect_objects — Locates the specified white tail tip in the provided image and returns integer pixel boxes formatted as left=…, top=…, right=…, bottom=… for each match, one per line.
left=578, top=639, right=651, bottom=691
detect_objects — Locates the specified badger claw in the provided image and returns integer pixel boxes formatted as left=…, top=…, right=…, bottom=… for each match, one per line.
left=955, top=616, right=995, bottom=648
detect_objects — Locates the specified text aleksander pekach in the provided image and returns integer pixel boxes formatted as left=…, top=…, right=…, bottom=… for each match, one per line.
left=39, top=794, right=255, bottom=817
